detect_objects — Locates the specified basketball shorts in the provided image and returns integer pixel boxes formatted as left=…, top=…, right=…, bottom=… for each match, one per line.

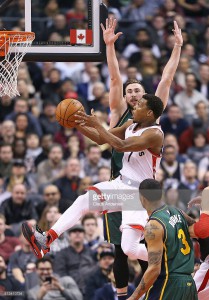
left=144, top=275, right=198, bottom=300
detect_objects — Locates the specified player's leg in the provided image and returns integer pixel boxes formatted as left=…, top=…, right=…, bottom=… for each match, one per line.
left=22, top=180, right=121, bottom=258
left=194, top=261, right=209, bottom=300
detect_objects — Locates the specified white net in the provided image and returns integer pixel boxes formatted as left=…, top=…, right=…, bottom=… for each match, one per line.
left=0, top=31, right=35, bottom=98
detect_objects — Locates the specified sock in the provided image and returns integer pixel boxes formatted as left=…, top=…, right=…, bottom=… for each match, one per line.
left=47, top=229, right=58, bottom=246
left=117, top=293, right=127, bottom=300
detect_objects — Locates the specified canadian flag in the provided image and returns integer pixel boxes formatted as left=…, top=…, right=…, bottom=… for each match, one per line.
left=70, top=29, right=93, bottom=44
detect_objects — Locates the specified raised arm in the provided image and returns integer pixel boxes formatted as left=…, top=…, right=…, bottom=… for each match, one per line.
left=128, top=220, right=164, bottom=300
left=155, top=21, right=183, bottom=110
left=101, top=18, right=127, bottom=128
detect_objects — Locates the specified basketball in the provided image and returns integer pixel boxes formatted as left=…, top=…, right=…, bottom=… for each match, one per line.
left=55, top=99, right=85, bottom=128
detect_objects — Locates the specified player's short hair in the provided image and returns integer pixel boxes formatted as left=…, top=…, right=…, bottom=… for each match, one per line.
left=143, top=94, right=164, bottom=119
left=124, top=79, right=145, bottom=92
left=139, top=179, right=162, bottom=202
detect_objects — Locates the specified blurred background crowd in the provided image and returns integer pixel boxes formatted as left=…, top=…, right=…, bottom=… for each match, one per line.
left=0, top=0, right=208, bottom=299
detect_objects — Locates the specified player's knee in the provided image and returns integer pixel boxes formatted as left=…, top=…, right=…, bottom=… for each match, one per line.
left=121, top=242, right=138, bottom=260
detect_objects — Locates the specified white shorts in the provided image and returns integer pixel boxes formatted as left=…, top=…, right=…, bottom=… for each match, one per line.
left=92, top=176, right=148, bottom=229
left=194, top=256, right=209, bottom=300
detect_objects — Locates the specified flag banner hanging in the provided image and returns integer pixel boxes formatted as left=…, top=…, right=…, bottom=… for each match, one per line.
left=70, top=29, right=93, bottom=45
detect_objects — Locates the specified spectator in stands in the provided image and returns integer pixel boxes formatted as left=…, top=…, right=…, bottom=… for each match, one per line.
left=25, top=133, right=42, bottom=173
left=14, top=113, right=31, bottom=139
left=160, top=104, right=189, bottom=137
left=39, top=101, right=61, bottom=135
left=194, top=100, right=209, bottom=130
left=77, top=66, right=101, bottom=102
left=0, top=255, right=24, bottom=300
left=98, top=166, right=111, bottom=182
left=8, top=233, right=37, bottom=284
left=27, top=256, right=83, bottom=300
left=85, top=250, right=115, bottom=300
left=34, top=134, right=53, bottom=167
left=0, top=184, right=37, bottom=236
left=94, top=264, right=134, bottom=300
left=5, top=98, right=42, bottom=137
left=40, top=69, right=63, bottom=105
left=0, top=214, right=20, bottom=263
left=160, top=145, right=184, bottom=189
left=81, top=213, right=104, bottom=253
left=178, top=161, right=199, bottom=206
left=4, top=159, right=36, bottom=193
left=37, top=144, right=65, bottom=188
left=164, top=186, right=186, bottom=211
left=77, top=177, right=92, bottom=196
left=0, top=120, right=16, bottom=145
left=36, top=184, right=61, bottom=219
left=179, top=118, right=209, bottom=154
left=174, top=72, right=208, bottom=122
left=196, top=63, right=209, bottom=99
left=54, top=158, right=81, bottom=212
left=64, top=134, right=85, bottom=160
left=175, top=55, right=191, bottom=89
left=0, top=144, right=13, bottom=178
left=81, top=145, right=110, bottom=184
left=66, top=0, right=87, bottom=25
left=12, top=138, right=26, bottom=160
left=54, top=224, right=95, bottom=295
left=186, top=132, right=209, bottom=166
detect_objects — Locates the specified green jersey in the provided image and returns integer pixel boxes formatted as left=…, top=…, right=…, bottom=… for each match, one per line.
left=110, top=108, right=132, bottom=179
left=150, top=205, right=194, bottom=276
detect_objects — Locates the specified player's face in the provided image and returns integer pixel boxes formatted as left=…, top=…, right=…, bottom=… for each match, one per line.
left=132, top=98, right=149, bottom=122
left=125, top=83, right=145, bottom=109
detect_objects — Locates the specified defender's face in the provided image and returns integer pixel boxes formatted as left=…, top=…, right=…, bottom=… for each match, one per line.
left=125, top=83, right=145, bottom=109
left=132, top=99, right=149, bottom=122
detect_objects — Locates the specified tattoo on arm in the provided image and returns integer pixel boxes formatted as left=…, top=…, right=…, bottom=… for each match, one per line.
left=145, top=223, right=160, bottom=240
left=148, top=251, right=163, bottom=265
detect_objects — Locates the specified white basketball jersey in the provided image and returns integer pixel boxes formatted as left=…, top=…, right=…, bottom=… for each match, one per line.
left=120, top=124, right=163, bottom=182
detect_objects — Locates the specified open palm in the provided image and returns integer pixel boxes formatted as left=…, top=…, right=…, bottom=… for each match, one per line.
left=101, top=18, right=122, bottom=45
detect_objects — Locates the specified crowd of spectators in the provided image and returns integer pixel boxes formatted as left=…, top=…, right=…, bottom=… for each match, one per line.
left=0, top=0, right=208, bottom=299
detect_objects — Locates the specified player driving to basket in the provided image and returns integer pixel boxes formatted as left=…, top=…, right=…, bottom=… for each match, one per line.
left=22, top=93, right=164, bottom=262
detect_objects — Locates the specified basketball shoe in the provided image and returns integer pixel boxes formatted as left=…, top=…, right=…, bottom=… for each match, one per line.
left=22, top=222, right=50, bottom=259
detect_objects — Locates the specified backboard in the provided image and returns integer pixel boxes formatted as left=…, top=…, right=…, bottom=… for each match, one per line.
left=0, top=0, right=108, bottom=62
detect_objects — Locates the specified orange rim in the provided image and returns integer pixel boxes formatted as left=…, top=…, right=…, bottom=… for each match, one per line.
left=0, top=31, right=35, bottom=56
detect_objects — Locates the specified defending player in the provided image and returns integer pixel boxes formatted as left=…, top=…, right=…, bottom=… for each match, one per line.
left=128, top=178, right=198, bottom=300
left=101, top=18, right=183, bottom=299
left=22, top=94, right=163, bottom=263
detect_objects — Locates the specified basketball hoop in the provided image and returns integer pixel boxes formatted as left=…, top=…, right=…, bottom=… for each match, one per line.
left=0, top=31, right=35, bottom=98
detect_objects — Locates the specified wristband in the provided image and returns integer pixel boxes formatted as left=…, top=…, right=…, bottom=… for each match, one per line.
left=193, top=213, right=209, bottom=239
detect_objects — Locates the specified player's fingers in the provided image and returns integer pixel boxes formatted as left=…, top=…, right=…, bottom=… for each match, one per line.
left=109, top=17, right=113, bottom=28
left=112, top=18, right=117, bottom=30
left=116, top=32, right=123, bottom=39
left=100, top=23, right=105, bottom=32
left=106, top=18, right=108, bottom=29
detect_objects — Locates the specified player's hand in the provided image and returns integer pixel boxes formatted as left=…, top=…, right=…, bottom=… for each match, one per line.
left=75, top=109, right=101, bottom=128
left=188, top=196, right=202, bottom=209
left=101, top=18, right=122, bottom=45
left=172, top=20, right=183, bottom=47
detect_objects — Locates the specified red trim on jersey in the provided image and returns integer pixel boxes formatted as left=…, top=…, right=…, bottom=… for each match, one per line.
left=129, top=224, right=144, bottom=231
left=198, top=269, right=209, bottom=293
left=148, top=148, right=161, bottom=158
left=152, top=155, right=157, bottom=179
left=86, top=186, right=108, bottom=214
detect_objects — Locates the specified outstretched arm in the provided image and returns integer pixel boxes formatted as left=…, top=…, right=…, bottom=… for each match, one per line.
left=155, top=21, right=183, bottom=112
left=127, top=220, right=164, bottom=300
left=101, top=18, right=126, bottom=128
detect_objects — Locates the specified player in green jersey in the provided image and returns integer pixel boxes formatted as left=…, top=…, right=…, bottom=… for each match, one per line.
left=128, top=178, right=198, bottom=300
left=101, top=18, right=183, bottom=299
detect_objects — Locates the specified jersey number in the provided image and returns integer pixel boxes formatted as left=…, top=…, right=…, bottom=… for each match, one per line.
left=178, top=229, right=191, bottom=255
